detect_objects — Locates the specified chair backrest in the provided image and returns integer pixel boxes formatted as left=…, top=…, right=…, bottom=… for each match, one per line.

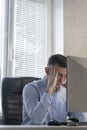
left=1, top=77, right=40, bottom=125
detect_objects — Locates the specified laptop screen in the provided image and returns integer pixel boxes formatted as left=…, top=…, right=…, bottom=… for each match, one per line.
left=67, top=56, right=87, bottom=112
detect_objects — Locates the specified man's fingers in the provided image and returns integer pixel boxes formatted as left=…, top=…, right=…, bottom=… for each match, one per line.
left=49, top=66, right=55, bottom=76
left=53, top=67, right=56, bottom=76
left=49, top=65, right=58, bottom=77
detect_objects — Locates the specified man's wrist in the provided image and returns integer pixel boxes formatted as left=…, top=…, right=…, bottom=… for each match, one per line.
left=46, top=87, right=53, bottom=95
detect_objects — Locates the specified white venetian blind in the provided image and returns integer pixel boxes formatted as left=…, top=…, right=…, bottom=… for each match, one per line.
left=0, top=0, right=3, bottom=87
left=14, top=0, right=49, bottom=78
left=0, top=0, right=4, bottom=86
left=0, top=0, right=4, bottom=114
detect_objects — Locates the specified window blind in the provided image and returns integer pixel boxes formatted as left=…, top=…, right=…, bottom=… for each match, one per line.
left=0, top=0, right=3, bottom=114
left=0, top=0, right=3, bottom=87
left=14, top=0, right=49, bottom=78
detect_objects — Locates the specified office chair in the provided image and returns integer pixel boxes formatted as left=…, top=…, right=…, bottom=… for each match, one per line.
left=1, top=77, right=40, bottom=125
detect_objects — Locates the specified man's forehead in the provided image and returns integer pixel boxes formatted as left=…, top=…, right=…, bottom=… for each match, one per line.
left=50, top=64, right=66, bottom=69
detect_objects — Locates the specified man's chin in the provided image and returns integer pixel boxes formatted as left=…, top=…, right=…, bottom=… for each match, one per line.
left=57, top=83, right=67, bottom=88
left=57, top=83, right=61, bottom=87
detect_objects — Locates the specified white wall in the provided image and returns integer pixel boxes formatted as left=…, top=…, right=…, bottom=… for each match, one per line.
left=64, top=0, right=87, bottom=58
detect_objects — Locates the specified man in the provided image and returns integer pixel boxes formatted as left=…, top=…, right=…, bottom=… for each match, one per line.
left=22, top=54, right=87, bottom=125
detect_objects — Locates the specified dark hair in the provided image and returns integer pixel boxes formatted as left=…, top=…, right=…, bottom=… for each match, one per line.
left=47, top=54, right=67, bottom=68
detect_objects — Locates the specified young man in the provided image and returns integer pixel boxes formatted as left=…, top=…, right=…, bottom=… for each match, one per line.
left=22, top=54, right=87, bottom=125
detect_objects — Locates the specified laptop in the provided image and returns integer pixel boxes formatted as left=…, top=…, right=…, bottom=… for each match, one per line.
left=67, top=56, right=87, bottom=126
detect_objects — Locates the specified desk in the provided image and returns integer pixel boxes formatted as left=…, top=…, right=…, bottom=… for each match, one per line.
left=0, top=125, right=87, bottom=130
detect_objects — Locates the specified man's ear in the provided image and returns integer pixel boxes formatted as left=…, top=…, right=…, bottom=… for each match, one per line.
left=45, top=67, right=49, bottom=75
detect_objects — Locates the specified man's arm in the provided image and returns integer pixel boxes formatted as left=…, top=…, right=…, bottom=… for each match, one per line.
left=23, top=84, right=52, bottom=125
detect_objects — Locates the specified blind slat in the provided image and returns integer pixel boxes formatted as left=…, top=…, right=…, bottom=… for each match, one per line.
left=13, top=0, right=48, bottom=77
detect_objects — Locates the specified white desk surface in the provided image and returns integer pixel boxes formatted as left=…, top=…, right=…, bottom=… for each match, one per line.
left=0, top=125, right=87, bottom=130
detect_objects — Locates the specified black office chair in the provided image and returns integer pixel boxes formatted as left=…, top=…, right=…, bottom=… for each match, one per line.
left=1, top=77, right=40, bottom=125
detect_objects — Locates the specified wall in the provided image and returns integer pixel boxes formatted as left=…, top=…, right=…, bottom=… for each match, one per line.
left=64, top=0, right=87, bottom=57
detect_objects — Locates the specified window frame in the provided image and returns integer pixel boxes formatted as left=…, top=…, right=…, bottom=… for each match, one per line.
left=7, top=0, right=52, bottom=77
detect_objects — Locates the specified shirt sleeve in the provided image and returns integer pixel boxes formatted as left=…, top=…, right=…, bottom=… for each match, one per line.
left=23, top=83, right=52, bottom=125
left=68, top=112, right=87, bottom=122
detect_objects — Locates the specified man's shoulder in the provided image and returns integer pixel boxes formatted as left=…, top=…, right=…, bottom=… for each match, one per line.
left=23, top=78, right=45, bottom=91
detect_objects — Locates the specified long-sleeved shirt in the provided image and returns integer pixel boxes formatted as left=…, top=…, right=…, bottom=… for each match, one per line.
left=22, top=77, right=87, bottom=125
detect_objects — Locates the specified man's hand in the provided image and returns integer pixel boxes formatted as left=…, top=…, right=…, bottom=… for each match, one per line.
left=46, top=65, right=59, bottom=95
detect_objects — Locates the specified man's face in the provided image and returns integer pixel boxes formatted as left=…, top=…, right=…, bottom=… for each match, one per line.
left=45, top=64, right=66, bottom=87
left=55, top=65, right=66, bottom=86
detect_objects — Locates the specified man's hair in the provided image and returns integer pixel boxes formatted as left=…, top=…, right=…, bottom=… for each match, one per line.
left=47, top=54, right=67, bottom=68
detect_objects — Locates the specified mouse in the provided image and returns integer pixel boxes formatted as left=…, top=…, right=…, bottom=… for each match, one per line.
left=48, top=120, right=60, bottom=126
left=68, top=118, right=79, bottom=123
left=67, top=117, right=79, bottom=126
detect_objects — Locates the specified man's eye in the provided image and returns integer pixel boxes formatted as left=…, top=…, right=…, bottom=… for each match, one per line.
left=58, top=72, right=62, bottom=77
